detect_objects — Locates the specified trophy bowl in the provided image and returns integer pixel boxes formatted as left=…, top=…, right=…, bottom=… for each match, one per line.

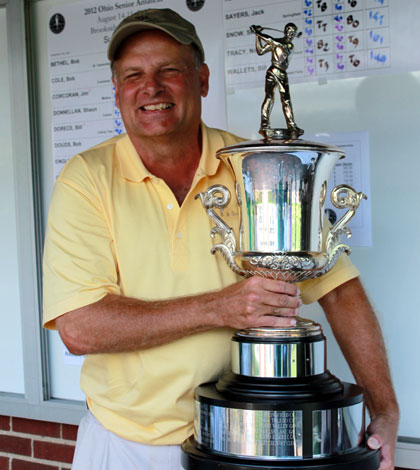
left=196, top=138, right=366, bottom=284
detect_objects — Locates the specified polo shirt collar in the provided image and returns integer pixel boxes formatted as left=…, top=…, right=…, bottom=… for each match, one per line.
left=115, top=122, right=225, bottom=183
left=115, top=134, right=151, bottom=183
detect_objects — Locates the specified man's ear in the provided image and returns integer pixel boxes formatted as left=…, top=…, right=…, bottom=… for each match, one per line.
left=199, top=64, right=210, bottom=98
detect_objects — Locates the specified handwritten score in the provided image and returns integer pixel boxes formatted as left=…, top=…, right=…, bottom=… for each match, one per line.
left=224, top=0, right=419, bottom=89
left=302, top=0, right=390, bottom=77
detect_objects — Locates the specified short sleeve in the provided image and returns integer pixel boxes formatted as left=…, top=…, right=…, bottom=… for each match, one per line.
left=297, top=252, right=360, bottom=305
left=42, top=156, right=120, bottom=329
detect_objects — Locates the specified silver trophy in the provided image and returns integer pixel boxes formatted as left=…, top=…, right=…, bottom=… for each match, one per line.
left=182, top=23, right=379, bottom=470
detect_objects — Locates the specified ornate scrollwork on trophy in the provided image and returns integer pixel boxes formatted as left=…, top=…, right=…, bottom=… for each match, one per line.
left=250, top=254, right=315, bottom=271
left=195, top=185, right=247, bottom=277
left=248, top=254, right=316, bottom=282
left=318, top=181, right=327, bottom=251
left=321, top=184, right=367, bottom=275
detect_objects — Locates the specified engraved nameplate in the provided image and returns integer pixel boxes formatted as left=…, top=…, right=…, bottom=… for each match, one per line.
left=195, top=401, right=303, bottom=459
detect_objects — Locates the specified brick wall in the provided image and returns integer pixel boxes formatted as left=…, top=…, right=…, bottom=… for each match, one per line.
left=0, top=415, right=414, bottom=470
left=0, top=415, right=77, bottom=470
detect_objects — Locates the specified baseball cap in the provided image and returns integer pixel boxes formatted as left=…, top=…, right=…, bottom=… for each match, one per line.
left=107, top=8, right=205, bottom=63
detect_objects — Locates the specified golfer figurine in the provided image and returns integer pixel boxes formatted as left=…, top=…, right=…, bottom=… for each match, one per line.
left=251, top=23, right=304, bottom=139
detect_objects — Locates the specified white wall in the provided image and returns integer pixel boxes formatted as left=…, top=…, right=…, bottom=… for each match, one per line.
left=0, top=4, right=25, bottom=394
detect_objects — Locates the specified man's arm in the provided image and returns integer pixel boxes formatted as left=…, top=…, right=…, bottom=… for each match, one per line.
left=318, top=277, right=399, bottom=470
left=56, top=277, right=300, bottom=355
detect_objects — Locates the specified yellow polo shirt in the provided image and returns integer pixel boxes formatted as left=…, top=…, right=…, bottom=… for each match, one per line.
left=43, top=123, right=359, bottom=444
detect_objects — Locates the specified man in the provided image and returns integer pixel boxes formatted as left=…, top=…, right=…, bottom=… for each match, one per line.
left=42, top=8, right=398, bottom=470
left=250, top=23, right=303, bottom=136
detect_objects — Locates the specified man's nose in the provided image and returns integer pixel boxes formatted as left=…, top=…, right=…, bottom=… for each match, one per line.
left=142, top=72, right=164, bottom=95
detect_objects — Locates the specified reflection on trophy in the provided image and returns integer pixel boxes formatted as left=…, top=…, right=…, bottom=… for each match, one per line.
left=182, top=22, right=379, bottom=470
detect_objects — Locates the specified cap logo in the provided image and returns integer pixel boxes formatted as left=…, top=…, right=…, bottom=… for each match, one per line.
left=186, top=0, right=205, bottom=12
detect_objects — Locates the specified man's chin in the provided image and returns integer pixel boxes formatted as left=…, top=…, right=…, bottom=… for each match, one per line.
left=134, top=122, right=192, bottom=140
left=133, top=125, right=175, bottom=139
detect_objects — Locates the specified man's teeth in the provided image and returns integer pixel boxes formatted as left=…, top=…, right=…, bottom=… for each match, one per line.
left=142, top=103, right=173, bottom=111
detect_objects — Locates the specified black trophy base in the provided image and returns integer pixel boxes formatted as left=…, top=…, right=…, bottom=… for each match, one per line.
left=182, top=330, right=379, bottom=470
left=181, top=371, right=380, bottom=470
left=182, top=437, right=380, bottom=470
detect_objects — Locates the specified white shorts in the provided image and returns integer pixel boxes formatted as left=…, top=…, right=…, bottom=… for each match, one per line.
left=72, top=411, right=183, bottom=470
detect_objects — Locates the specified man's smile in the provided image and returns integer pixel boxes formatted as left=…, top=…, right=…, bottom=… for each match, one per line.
left=140, top=102, right=174, bottom=111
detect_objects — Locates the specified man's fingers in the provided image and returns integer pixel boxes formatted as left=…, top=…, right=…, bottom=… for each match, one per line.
left=218, top=277, right=302, bottom=330
left=367, top=434, right=382, bottom=450
left=247, top=278, right=301, bottom=311
left=368, top=431, right=393, bottom=470
left=366, top=413, right=399, bottom=470
left=262, top=290, right=301, bottom=311
left=273, top=307, right=300, bottom=316
left=263, top=278, right=300, bottom=296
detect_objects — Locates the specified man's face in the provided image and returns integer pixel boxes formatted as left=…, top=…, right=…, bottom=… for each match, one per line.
left=112, top=30, right=209, bottom=141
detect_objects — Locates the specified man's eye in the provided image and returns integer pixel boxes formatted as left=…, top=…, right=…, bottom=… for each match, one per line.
left=124, top=72, right=141, bottom=80
left=160, top=68, right=181, bottom=77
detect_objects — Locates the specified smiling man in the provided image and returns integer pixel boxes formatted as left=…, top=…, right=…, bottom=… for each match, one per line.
left=110, top=26, right=209, bottom=205
left=42, top=8, right=398, bottom=470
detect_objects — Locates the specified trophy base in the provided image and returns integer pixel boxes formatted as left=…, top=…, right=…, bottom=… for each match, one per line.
left=182, top=437, right=380, bottom=469
left=181, top=324, right=379, bottom=470
left=182, top=378, right=379, bottom=469
left=189, top=376, right=367, bottom=457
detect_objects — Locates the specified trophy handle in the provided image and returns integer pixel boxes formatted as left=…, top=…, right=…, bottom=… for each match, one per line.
left=324, top=184, right=367, bottom=269
left=195, top=185, right=247, bottom=276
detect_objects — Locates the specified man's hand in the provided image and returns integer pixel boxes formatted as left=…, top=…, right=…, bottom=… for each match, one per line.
left=367, top=412, right=399, bottom=470
left=217, top=277, right=300, bottom=330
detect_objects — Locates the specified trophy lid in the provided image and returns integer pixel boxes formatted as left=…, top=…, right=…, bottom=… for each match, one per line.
left=217, top=137, right=345, bottom=158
